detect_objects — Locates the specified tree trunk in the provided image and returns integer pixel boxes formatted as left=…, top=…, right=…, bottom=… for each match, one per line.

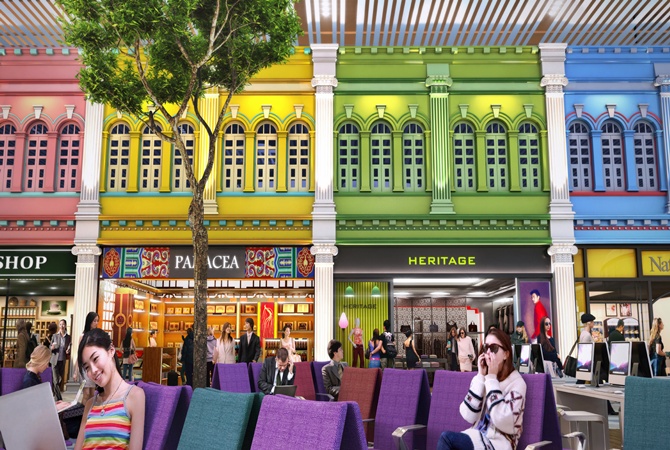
left=189, top=185, right=208, bottom=389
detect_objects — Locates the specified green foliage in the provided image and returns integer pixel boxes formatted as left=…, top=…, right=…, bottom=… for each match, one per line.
left=58, top=0, right=302, bottom=116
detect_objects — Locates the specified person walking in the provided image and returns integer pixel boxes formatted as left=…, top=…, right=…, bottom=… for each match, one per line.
left=380, top=320, right=397, bottom=370
left=53, top=319, right=71, bottom=391
left=206, top=326, right=216, bottom=387
left=457, top=328, right=476, bottom=372
left=214, top=322, right=236, bottom=364
left=121, top=327, right=136, bottom=381
left=238, top=318, right=261, bottom=363
left=403, top=328, right=421, bottom=369
left=181, top=328, right=194, bottom=386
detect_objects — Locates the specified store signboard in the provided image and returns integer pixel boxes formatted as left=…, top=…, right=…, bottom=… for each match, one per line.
left=641, top=251, right=670, bottom=276
left=334, top=246, right=551, bottom=275
left=0, top=249, right=76, bottom=277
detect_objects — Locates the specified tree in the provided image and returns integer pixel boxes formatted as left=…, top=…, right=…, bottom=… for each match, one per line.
left=58, top=0, right=302, bottom=388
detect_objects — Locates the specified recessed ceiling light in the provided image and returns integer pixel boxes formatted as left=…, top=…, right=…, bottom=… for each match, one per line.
left=468, top=291, right=488, bottom=296
left=589, top=290, right=614, bottom=297
left=17, top=280, right=28, bottom=284
left=49, top=286, right=58, bottom=290
left=430, top=291, right=450, bottom=296
left=393, top=292, right=411, bottom=296
left=393, top=278, right=481, bottom=285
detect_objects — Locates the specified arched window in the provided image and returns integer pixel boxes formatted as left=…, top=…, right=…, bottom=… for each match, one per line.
left=222, top=123, right=245, bottom=192
left=256, top=122, right=277, bottom=191
left=57, top=123, right=80, bottom=192
left=568, top=122, right=592, bottom=191
left=518, top=122, right=541, bottom=191
left=453, top=122, right=475, bottom=192
left=107, top=123, right=130, bottom=192
left=371, top=121, right=392, bottom=192
left=25, top=122, right=49, bottom=191
left=173, top=123, right=194, bottom=192
left=633, top=122, right=658, bottom=191
left=0, top=123, right=16, bottom=191
left=338, top=123, right=360, bottom=192
left=485, top=122, right=508, bottom=191
left=288, top=122, right=310, bottom=192
left=402, top=123, right=424, bottom=192
left=140, top=125, right=163, bottom=192
left=601, top=121, right=625, bottom=191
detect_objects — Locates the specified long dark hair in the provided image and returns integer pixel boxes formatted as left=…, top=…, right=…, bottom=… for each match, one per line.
left=487, top=328, right=515, bottom=382
left=122, top=327, right=133, bottom=348
left=538, top=316, right=555, bottom=353
left=84, top=312, right=98, bottom=333
left=77, top=328, right=120, bottom=381
left=220, top=322, right=233, bottom=342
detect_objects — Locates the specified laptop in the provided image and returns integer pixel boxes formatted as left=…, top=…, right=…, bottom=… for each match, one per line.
left=0, top=382, right=67, bottom=450
left=274, top=384, right=297, bottom=397
left=59, top=382, right=86, bottom=412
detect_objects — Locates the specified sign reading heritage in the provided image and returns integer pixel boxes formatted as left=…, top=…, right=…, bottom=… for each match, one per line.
left=0, top=249, right=77, bottom=277
left=641, top=251, right=670, bottom=276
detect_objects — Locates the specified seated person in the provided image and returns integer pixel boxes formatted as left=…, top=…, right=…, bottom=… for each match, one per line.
left=23, top=345, right=72, bottom=412
left=322, top=339, right=347, bottom=400
left=258, top=347, right=295, bottom=395
left=438, top=329, right=526, bottom=450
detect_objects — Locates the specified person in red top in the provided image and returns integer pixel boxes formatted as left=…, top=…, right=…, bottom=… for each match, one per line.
left=530, top=290, right=551, bottom=340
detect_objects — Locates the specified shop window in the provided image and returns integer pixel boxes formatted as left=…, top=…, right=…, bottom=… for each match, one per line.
left=402, top=123, right=424, bottom=192
left=222, top=122, right=245, bottom=192
left=57, top=123, right=80, bottom=192
left=518, top=122, right=541, bottom=192
left=371, top=121, right=392, bottom=192
left=287, top=122, right=310, bottom=192
left=0, top=123, right=16, bottom=191
left=172, top=123, right=194, bottom=192
left=633, top=122, right=658, bottom=191
left=256, top=122, right=277, bottom=191
left=453, top=122, right=475, bottom=192
left=107, top=123, right=130, bottom=192
left=568, top=122, right=592, bottom=191
left=25, top=122, right=49, bottom=191
left=601, top=121, right=625, bottom=191
left=338, top=123, right=360, bottom=192
left=485, top=121, right=508, bottom=192
left=140, top=125, right=163, bottom=192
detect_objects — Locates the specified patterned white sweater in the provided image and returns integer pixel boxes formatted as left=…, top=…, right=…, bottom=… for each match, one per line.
left=459, top=371, right=526, bottom=450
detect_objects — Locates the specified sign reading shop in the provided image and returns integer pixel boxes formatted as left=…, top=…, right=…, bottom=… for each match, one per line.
left=0, top=249, right=77, bottom=277
left=334, top=246, right=551, bottom=275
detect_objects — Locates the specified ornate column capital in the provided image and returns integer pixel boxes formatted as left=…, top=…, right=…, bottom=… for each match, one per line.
left=311, top=75, right=338, bottom=93
left=541, top=75, right=569, bottom=93
left=547, top=244, right=578, bottom=263
left=425, top=75, right=453, bottom=94
left=310, top=243, right=338, bottom=261
left=72, top=244, right=102, bottom=263
left=654, top=75, right=670, bottom=92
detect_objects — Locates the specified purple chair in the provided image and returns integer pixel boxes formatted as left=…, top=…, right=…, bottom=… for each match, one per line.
left=249, top=362, right=262, bottom=393
left=372, top=369, right=431, bottom=450
left=1, top=368, right=28, bottom=395
left=294, top=361, right=316, bottom=400
left=251, top=394, right=348, bottom=450
left=518, top=373, right=562, bottom=450
left=311, top=361, right=331, bottom=400
left=340, top=401, right=368, bottom=450
left=165, top=385, right=193, bottom=450
left=138, top=381, right=182, bottom=450
left=211, top=363, right=252, bottom=393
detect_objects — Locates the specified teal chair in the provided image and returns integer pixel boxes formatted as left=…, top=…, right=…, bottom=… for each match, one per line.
left=623, top=376, right=670, bottom=448
left=177, top=388, right=263, bottom=450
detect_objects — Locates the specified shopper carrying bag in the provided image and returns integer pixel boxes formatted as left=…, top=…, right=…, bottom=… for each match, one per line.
left=563, top=339, right=579, bottom=378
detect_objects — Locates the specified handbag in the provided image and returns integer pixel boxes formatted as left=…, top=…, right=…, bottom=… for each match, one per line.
left=468, top=322, right=477, bottom=333
left=563, top=339, right=579, bottom=378
left=365, top=348, right=370, bottom=359
left=429, top=322, right=438, bottom=332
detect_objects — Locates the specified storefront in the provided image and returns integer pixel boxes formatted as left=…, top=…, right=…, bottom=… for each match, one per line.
left=333, top=246, right=553, bottom=364
left=574, top=246, right=670, bottom=345
left=99, top=245, right=315, bottom=381
left=0, top=248, right=76, bottom=367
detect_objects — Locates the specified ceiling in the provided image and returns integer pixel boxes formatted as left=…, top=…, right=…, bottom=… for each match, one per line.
left=1, top=0, right=670, bottom=49
left=0, top=278, right=75, bottom=297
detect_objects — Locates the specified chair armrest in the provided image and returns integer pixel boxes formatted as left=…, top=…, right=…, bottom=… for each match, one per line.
left=392, top=424, right=426, bottom=450
left=361, top=418, right=375, bottom=423
left=523, top=441, right=553, bottom=450
left=563, top=431, right=587, bottom=450
left=315, top=393, right=334, bottom=401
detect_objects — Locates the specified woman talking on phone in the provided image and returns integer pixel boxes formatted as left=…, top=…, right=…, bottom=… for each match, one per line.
left=437, top=328, right=526, bottom=450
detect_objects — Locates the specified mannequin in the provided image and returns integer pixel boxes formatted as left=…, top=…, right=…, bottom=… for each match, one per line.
left=348, top=318, right=364, bottom=368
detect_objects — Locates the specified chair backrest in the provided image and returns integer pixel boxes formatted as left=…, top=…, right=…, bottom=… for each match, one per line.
left=519, top=373, right=561, bottom=450
left=623, top=376, right=670, bottom=448
left=340, top=401, right=368, bottom=450
left=374, top=369, right=431, bottom=450
left=41, top=367, right=53, bottom=386
left=338, top=367, right=381, bottom=442
left=177, top=388, right=254, bottom=450
left=293, top=361, right=316, bottom=400
left=311, top=361, right=330, bottom=400
left=241, top=392, right=264, bottom=450
left=138, top=381, right=181, bottom=450
left=164, top=385, right=193, bottom=450
left=251, top=394, right=348, bottom=450
left=248, top=363, right=262, bottom=393
left=212, top=363, right=252, bottom=393
left=1, top=368, right=28, bottom=395
left=426, top=371, right=476, bottom=449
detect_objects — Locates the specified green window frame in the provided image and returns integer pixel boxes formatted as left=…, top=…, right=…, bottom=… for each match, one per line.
left=518, top=122, right=541, bottom=192
left=633, top=122, right=658, bottom=191
left=453, top=122, right=476, bottom=192
left=402, top=123, right=425, bottom=192
left=338, top=123, right=360, bottom=192
left=223, top=123, right=245, bottom=192
left=140, top=125, right=162, bottom=192
left=288, top=122, right=310, bottom=192
left=371, top=121, right=392, bottom=192
left=107, top=123, right=130, bottom=192
left=485, top=122, right=508, bottom=192
left=172, top=123, right=194, bottom=192
left=256, top=122, right=277, bottom=192
left=568, top=122, right=593, bottom=191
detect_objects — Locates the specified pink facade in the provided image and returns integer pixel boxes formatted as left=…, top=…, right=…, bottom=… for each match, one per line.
left=0, top=49, right=85, bottom=245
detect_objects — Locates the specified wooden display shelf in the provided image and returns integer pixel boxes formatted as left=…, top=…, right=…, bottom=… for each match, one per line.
left=142, top=347, right=176, bottom=384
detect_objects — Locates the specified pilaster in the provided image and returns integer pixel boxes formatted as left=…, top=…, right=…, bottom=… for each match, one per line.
left=548, top=244, right=578, bottom=356
left=75, top=101, right=103, bottom=245
left=654, top=75, right=670, bottom=212
left=310, top=244, right=338, bottom=361
left=198, top=88, right=219, bottom=214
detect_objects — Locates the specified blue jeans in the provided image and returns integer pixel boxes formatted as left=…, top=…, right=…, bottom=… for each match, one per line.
left=437, top=431, right=475, bottom=450
left=122, top=363, right=134, bottom=381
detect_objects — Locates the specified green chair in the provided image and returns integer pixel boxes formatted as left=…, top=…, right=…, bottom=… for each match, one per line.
left=178, top=388, right=262, bottom=450
left=623, top=376, right=670, bottom=448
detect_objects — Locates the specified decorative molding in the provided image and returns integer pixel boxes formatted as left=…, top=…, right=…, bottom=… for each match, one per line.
left=229, top=105, right=239, bottom=119
left=261, top=105, right=271, bottom=119
left=491, top=104, right=501, bottom=118
left=1, top=105, right=9, bottom=119
left=540, top=75, right=568, bottom=93
left=71, top=244, right=102, bottom=264
left=458, top=104, right=469, bottom=119
left=425, top=75, right=453, bottom=94
left=65, top=105, right=75, bottom=119
left=311, top=75, right=338, bottom=90
left=638, top=103, right=649, bottom=118
left=523, top=104, right=533, bottom=119
left=574, top=104, right=584, bottom=118
left=376, top=105, right=386, bottom=119
left=408, top=104, right=418, bottom=119
left=116, top=110, right=123, bottom=119
left=33, top=105, right=43, bottom=120
left=344, top=104, right=354, bottom=119
left=310, top=243, right=339, bottom=261
left=606, top=104, right=616, bottom=118
left=294, top=104, right=303, bottom=119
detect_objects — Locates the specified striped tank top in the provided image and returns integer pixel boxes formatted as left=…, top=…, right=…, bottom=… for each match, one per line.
left=82, top=385, right=134, bottom=449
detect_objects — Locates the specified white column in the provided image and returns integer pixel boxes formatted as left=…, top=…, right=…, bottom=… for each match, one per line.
left=548, top=244, right=578, bottom=355
left=654, top=75, right=670, bottom=213
left=311, top=244, right=338, bottom=361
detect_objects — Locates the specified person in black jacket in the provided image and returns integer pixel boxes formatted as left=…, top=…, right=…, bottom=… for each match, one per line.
left=181, top=328, right=194, bottom=386
left=238, top=318, right=261, bottom=363
left=258, top=347, right=294, bottom=394
left=608, top=319, right=625, bottom=343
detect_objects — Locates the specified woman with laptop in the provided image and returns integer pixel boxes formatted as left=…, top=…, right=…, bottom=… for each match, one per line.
left=75, top=328, right=145, bottom=450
